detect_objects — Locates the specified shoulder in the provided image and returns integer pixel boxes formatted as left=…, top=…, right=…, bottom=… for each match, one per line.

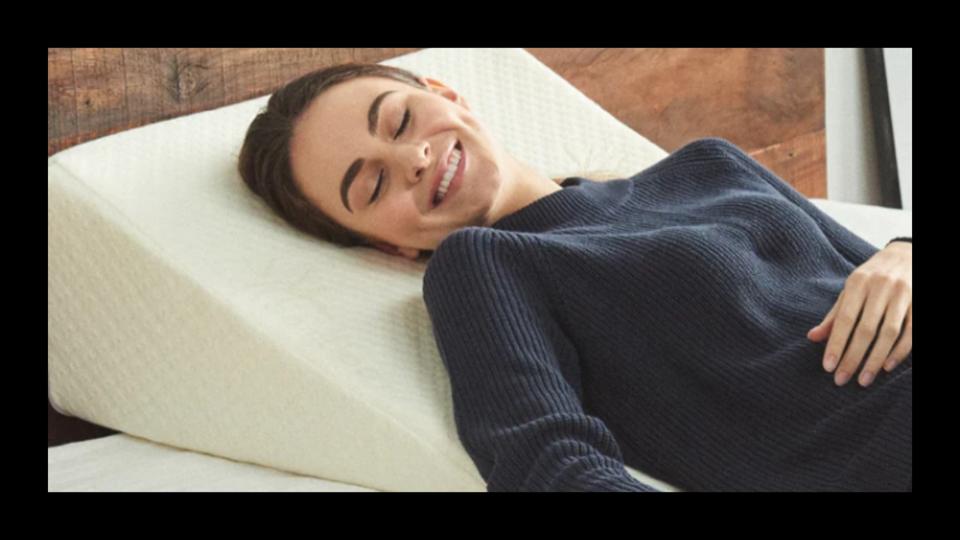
left=423, top=227, right=541, bottom=301
left=425, top=227, right=532, bottom=280
left=634, top=137, right=750, bottom=183
left=672, top=137, right=750, bottom=161
left=640, top=137, right=759, bottom=182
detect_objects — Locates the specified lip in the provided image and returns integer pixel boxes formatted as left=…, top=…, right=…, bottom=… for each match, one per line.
left=430, top=139, right=461, bottom=209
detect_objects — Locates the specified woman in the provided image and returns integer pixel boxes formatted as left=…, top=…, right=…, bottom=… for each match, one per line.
left=238, top=63, right=912, bottom=492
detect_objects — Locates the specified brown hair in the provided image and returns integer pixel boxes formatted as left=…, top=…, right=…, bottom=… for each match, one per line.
left=237, top=63, right=428, bottom=251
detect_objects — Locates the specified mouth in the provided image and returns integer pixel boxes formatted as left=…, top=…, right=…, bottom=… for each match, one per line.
left=431, top=139, right=464, bottom=209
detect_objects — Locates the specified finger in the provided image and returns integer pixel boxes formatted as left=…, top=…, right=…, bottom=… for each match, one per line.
left=834, top=281, right=889, bottom=386
left=858, top=293, right=910, bottom=387
left=884, top=304, right=913, bottom=372
left=812, top=292, right=843, bottom=372
left=823, top=282, right=866, bottom=378
left=809, top=294, right=841, bottom=345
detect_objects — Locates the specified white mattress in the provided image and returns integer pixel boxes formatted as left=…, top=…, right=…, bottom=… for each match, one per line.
left=48, top=433, right=377, bottom=492
left=48, top=47, right=911, bottom=492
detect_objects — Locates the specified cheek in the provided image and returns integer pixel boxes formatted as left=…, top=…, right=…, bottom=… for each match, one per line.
left=378, top=196, right=423, bottom=228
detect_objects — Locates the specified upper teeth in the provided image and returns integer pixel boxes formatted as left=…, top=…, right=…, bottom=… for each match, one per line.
left=436, top=147, right=461, bottom=203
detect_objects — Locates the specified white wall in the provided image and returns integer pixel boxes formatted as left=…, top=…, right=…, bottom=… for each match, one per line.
left=885, top=48, right=912, bottom=211
left=824, top=48, right=912, bottom=210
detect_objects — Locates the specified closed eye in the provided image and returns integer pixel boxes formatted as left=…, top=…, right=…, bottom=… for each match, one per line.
left=369, top=170, right=384, bottom=204
left=394, top=108, right=410, bottom=139
left=370, top=109, right=410, bottom=205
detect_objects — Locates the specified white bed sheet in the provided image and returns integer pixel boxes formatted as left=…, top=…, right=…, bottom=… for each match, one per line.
left=48, top=434, right=378, bottom=492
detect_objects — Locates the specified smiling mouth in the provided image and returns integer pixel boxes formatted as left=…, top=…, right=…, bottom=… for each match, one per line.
left=433, top=140, right=463, bottom=208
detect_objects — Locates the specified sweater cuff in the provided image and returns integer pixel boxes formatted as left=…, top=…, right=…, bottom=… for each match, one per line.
left=886, top=237, right=912, bottom=247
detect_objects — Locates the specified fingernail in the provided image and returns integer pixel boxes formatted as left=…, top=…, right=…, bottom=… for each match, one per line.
left=859, top=371, right=875, bottom=387
left=824, top=354, right=837, bottom=372
left=884, top=360, right=896, bottom=372
left=835, top=370, right=850, bottom=386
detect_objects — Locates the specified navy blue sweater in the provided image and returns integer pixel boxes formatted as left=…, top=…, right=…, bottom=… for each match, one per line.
left=422, top=138, right=911, bottom=492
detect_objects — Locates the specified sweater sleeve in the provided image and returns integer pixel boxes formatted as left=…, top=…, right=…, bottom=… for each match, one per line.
left=422, top=228, right=657, bottom=492
left=703, top=138, right=881, bottom=267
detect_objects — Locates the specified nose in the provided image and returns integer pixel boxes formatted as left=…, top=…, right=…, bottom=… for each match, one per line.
left=401, top=140, right=430, bottom=185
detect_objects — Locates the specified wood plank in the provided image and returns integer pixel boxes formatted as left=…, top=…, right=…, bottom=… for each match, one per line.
left=47, top=48, right=79, bottom=155
left=71, top=48, right=128, bottom=144
left=526, top=48, right=826, bottom=196
left=749, top=129, right=827, bottom=199
left=50, top=49, right=826, bottom=197
left=47, top=48, right=421, bottom=156
left=121, top=48, right=226, bottom=127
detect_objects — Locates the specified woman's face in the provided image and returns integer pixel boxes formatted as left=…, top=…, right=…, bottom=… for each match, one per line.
left=289, top=75, right=512, bottom=259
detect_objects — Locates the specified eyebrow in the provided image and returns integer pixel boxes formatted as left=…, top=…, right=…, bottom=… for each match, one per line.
left=340, top=90, right=396, bottom=214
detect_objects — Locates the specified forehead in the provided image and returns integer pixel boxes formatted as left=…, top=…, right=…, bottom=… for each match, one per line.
left=306, top=75, right=408, bottom=121
left=290, top=76, right=413, bottom=215
left=294, top=75, right=409, bottom=154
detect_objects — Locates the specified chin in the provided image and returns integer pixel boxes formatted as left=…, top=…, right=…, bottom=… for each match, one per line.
left=462, top=183, right=498, bottom=228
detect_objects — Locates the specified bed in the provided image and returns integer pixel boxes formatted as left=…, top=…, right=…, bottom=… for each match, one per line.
left=48, top=48, right=911, bottom=492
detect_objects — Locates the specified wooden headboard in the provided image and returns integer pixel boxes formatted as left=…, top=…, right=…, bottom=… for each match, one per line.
left=47, top=47, right=825, bottom=447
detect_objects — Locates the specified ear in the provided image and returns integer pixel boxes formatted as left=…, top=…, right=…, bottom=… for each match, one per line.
left=418, top=76, right=470, bottom=110
left=370, top=241, right=421, bottom=261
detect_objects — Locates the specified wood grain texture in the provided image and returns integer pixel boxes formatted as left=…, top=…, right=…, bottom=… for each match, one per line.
left=49, top=48, right=824, bottom=195
left=47, top=48, right=826, bottom=448
left=526, top=48, right=825, bottom=197
left=47, top=48, right=421, bottom=156
left=749, top=129, right=827, bottom=198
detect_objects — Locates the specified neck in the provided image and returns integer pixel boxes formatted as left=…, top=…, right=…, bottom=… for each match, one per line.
left=487, top=158, right=562, bottom=226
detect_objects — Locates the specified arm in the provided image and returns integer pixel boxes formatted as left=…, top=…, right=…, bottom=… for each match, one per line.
left=423, top=229, right=656, bottom=492
left=705, top=138, right=884, bottom=267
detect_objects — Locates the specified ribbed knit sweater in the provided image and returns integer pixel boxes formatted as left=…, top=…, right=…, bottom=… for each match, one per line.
left=421, top=138, right=912, bottom=492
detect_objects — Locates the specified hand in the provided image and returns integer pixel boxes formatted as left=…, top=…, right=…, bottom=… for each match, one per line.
left=806, top=242, right=912, bottom=387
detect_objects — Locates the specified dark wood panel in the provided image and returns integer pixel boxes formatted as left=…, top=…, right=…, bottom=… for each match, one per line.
left=750, top=129, right=827, bottom=198
left=47, top=48, right=422, bottom=156
left=49, top=48, right=824, bottom=196
left=526, top=48, right=826, bottom=197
